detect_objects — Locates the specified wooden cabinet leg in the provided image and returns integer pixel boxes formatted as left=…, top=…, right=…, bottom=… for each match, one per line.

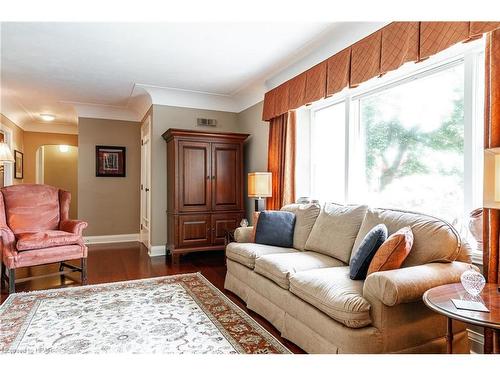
left=446, top=318, right=453, bottom=354
left=172, top=253, right=180, bottom=265
left=493, top=329, right=500, bottom=354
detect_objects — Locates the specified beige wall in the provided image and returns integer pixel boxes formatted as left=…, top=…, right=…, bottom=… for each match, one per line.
left=42, top=145, right=78, bottom=218
left=150, top=104, right=239, bottom=246
left=236, top=101, right=269, bottom=222
left=23, top=131, right=78, bottom=184
left=0, top=114, right=25, bottom=185
left=78, top=117, right=140, bottom=236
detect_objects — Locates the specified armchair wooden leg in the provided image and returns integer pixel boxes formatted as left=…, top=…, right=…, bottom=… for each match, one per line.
left=1, top=261, right=5, bottom=289
left=9, top=268, right=15, bottom=294
left=81, top=258, right=88, bottom=285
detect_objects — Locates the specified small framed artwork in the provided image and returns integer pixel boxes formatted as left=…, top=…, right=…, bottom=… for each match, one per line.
left=95, top=145, right=126, bottom=177
left=14, top=150, right=23, bottom=179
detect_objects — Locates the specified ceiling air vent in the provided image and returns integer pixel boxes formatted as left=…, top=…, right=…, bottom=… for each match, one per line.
left=197, top=118, right=217, bottom=127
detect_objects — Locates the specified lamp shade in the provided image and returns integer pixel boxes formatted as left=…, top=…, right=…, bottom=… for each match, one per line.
left=0, top=142, right=14, bottom=163
left=248, top=172, right=272, bottom=198
left=484, top=148, right=500, bottom=209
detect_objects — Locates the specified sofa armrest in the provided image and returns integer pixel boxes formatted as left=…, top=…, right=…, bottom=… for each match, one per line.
left=60, top=220, right=88, bottom=236
left=363, top=262, right=477, bottom=307
left=234, top=226, right=254, bottom=243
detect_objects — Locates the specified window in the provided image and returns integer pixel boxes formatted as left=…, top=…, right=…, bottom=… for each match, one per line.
left=311, top=102, right=346, bottom=203
left=299, top=38, right=484, bottom=247
left=356, top=63, right=466, bottom=225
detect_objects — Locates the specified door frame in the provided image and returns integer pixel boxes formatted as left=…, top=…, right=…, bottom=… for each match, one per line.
left=140, top=115, right=152, bottom=251
left=0, top=123, right=14, bottom=186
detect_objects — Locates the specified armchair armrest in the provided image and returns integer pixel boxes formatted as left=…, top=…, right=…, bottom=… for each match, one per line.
left=363, top=262, right=478, bottom=307
left=60, top=220, right=88, bottom=236
left=234, top=226, right=254, bottom=243
left=0, top=225, right=16, bottom=246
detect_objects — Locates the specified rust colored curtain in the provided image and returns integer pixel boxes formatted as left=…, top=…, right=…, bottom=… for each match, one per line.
left=483, top=29, right=500, bottom=354
left=350, top=30, right=382, bottom=87
left=262, top=22, right=500, bottom=121
left=304, top=62, right=327, bottom=104
left=267, top=111, right=296, bottom=210
left=326, top=47, right=351, bottom=96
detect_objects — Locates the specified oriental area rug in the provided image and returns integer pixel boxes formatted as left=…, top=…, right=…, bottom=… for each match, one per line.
left=0, top=273, right=290, bottom=354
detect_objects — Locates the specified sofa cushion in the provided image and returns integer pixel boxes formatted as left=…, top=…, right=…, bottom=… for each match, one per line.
left=367, top=226, right=414, bottom=275
left=281, top=203, right=321, bottom=250
left=351, top=208, right=461, bottom=267
left=304, top=203, right=368, bottom=263
left=255, top=210, right=296, bottom=248
left=225, top=242, right=297, bottom=269
left=289, top=267, right=372, bottom=328
left=16, top=230, right=82, bottom=251
left=349, top=224, right=388, bottom=280
left=254, top=251, right=344, bottom=289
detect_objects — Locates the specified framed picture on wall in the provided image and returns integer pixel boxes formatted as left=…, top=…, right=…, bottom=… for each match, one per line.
left=14, top=150, right=23, bottom=179
left=96, top=145, right=126, bottom=177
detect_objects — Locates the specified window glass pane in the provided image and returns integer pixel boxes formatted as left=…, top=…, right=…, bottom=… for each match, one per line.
left=358, top=63, right=465, bottom=226
left=311, top=102, right=345, bottom=203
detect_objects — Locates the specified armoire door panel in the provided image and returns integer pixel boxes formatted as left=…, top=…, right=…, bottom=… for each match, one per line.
left=211, top=213, right=243, bottom=245
left=178, top=141, right=211, bottom=212
left=178, top=214, right=211, bottom=248
left=211, top=143, right=241, bottom=211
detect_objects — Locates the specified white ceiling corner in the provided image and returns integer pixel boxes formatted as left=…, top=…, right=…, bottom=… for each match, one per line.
left=1, top=22, right=388, bottom=132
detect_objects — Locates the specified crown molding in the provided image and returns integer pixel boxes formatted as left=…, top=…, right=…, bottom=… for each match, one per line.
left=2, top=22, right=390, bottom=124
left=70, top=102, right=142, bottom=122
left=22, top=122, right=78, bottom=135
left=137, top=84, right=240, bottom=113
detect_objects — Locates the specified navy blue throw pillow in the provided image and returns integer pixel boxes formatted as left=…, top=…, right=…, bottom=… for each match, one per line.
left=255, top=210, right=296, bottom=248
left=350, top=224, right=388, bottom=280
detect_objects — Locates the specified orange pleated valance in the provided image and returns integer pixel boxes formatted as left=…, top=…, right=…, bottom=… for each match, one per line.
left=262, top=21, right=500, bottom=121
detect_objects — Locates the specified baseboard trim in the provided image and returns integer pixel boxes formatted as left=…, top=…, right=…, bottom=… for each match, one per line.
left=84, top=233, right=140, bottom=245
left=467, top=328, right=484, bottom=354
left=149, top=245, right=166, bottom=257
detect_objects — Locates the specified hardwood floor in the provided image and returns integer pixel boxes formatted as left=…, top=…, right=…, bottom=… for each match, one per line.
left=0, top=242, right=304, bottom=354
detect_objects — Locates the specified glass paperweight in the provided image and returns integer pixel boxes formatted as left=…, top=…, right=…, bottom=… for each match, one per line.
left=460, top=268, right=486, bottom=296
left=240, top=218, right=249, bottom=228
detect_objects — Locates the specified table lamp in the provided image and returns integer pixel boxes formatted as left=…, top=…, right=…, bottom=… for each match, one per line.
left=248, top=172, right=272, bottom=212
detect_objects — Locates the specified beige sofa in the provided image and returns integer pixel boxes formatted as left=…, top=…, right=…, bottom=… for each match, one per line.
left=224, top=203, right=475, bottom=354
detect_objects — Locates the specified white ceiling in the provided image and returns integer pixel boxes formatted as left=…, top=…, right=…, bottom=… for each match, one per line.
left=0, top=22, right=385, bottom=133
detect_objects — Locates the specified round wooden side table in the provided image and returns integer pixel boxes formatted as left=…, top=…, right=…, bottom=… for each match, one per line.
left=423, top=283, right=500, bottom=354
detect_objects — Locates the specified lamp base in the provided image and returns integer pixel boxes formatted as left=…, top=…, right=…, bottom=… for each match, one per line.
left=254, top=198, right=265, bottom=212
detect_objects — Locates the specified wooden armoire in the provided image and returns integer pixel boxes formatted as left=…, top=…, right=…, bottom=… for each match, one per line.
left=162, top=128, right=249, bottom=263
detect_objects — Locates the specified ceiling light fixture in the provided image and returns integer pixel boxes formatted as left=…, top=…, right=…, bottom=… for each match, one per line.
left=59, top=145, right=69, bottom=153
left=40, top=114, right=55, bottom=122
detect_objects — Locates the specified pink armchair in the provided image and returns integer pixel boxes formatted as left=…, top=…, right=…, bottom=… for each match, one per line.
left=0, top=184, right=88, bottom=293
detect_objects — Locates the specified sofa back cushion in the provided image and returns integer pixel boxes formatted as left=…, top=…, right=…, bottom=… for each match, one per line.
left=351, top=208, right=463, bottom=267
left=255, top=210, right=296, bottom=248
left=304, top=203, right=368, bottom=263
left=281, top=203, right=321, bottom=250
left=1, top=184, right=60, bottom=234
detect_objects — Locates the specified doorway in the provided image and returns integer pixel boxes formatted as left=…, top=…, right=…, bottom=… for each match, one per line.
left=36, top=145, right=78, bottom=218
left=140, top=116, right=152, bottom=250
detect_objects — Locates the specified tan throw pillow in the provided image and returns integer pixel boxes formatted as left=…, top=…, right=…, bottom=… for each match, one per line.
left=281, top=203, right=321, bottom=250
left=367, top=226, right=414, bottom=275
left=251, top=211, right=260, bottom=243
left=304, top=203, right=368, bottom=263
